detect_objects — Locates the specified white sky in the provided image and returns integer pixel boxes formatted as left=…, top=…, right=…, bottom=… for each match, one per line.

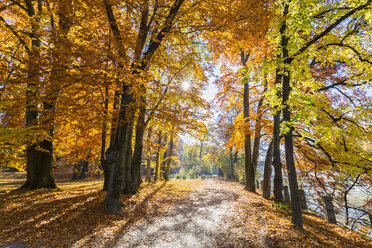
left=180, top=76, right=219, bottom=144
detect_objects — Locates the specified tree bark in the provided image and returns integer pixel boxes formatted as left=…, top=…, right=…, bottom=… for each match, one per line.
left=251, top=81, right=267, bottom=173
left=103, top=0, right=185, bottom=212
left=229, top=147, right=235, bottom=180
left=102, top=0, right=134, bottom=212
left=273, top=74, right=283, bottom=202
left=104, top=84, right=132, bottom=212
left=344, top=192, right=349, bottom=225
left=154, top=130, right=162, bottom=181
left=241, top=51, right=255, bottom=193
left=165, top=135, right=174, bottom=180
left=129, top=105, right=146, bottom=193
left=22, top=0, right=58, bottom=190
left=218, top=168, right=224, bottom=177
left=100, top=84, right=109, bottom=177
left=103, top=90, right=120, bottom=191
left=72, top=159, right=89, bottom=180
left=121, top=123, right=133, bottom=194
left=79, top=160, right=89, bottom=179
left=281, top=1, right=302, bottom=227
left=71, top=162, right=81, bottom=180
left=161, top=135, right=168, bottom=179
left=145, top=127, right=153, bottom=182
left=262, top=142, right=273, bottom=199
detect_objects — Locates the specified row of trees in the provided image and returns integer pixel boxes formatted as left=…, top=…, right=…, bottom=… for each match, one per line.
left=0, top=0, right=209, bottom=213
left=209, top=0, right=371, bottom=229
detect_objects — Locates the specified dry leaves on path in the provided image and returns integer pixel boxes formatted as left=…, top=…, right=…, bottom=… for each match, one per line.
left=0, top=179, right=200, bottom=248
left=220, top=180, right=372, bottom=248
left=0, top=178, right=371, bottom=248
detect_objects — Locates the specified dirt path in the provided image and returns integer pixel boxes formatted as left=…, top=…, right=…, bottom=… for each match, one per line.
left=108, top=178, right=242, bottom=248
left=2, top=177, right=370, bottom=248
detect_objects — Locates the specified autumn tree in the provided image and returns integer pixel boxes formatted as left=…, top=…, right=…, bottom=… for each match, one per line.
left=258, top=0, right=372, bottom=228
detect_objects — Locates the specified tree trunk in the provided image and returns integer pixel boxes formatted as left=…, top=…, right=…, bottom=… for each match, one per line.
left=239, top=51, right=255, bottom=191
left=344, top=193, right=349, bottom=225
left=154, top=131, right=162, bottom=181
left=103, top=90, right=120, bottom=191
left=103, top=0, right=185, bottom=212
left=22, top=0, right=56, bottom=190
left=72, top=159, right=89, bottom=180
left=243, top=65, right=255, bottom=192
left=100, top=85, right=109, bottom=176
left=283, top=71, right=303, bottom=228
left=165, top=135, right=174, bottom=180
left=262, top=142, right=273, bottom=199
left=23, top=0, right=73, bottom=190
left=229, top=147, right=235, bottom=180
left=129, top=104, right=146, bottom=193
left=79, top=160, right=89, bottom=179
left=272, top=82, right=283, bottom=202
left=121, top=123, right=133, bottom=194
left=71, top=163, right=81, bottom=180
left=145, top=127, right=153, bottom=182
left=160, top=134, right=168, bottom=179
left=104, top=82, right=132, bottom=212
left=251, top=81, right=267, bottom=173
left=280, top=1, right=302, bottom=228
left=218, top=168, right=224, bottom=177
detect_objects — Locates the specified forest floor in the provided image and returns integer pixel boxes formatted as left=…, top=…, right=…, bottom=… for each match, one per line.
left=0, top=175, right=371, bottom=248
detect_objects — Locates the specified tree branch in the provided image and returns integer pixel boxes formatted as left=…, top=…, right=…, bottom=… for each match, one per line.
left=287, top=0, right=371, bottom=63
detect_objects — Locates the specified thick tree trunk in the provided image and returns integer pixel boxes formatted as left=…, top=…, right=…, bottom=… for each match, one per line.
left=262, top=142, right=273, bottom=199
left=129, top=105, right=146, bottom=193
left=104, top=82, right=132, bottom=212
left=22, top=0, right=56, bottom=190
left=165, top=135, right=174, bottom=180
left=103, top=90, right=120, bottom=191
left=103, top=0, right=185, bottom=212
left=121, top=123, right=133, bottom=194
left=102, top=0, right=132, bottom=210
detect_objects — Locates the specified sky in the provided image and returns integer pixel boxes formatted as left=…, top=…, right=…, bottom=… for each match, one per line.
left=180, top=74, right=219, bottom=145
left=202, top=81, right=219, bottom=102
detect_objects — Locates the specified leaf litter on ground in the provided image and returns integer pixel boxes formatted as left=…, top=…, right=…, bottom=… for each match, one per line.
left=0, top=178, right=371, bottom=248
